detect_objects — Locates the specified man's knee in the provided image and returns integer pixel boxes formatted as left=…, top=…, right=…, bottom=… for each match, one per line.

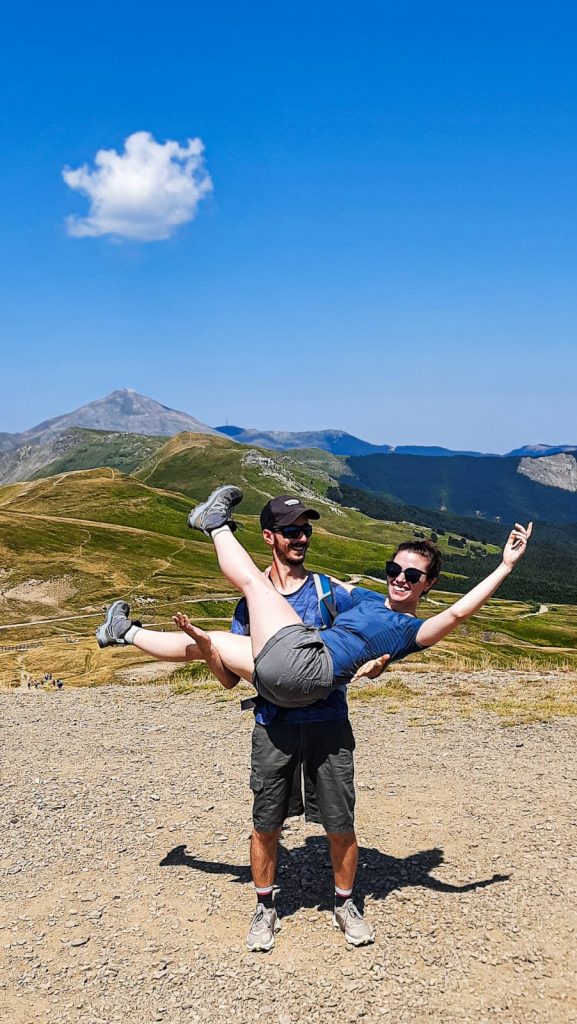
left=326, top=829, right=357, bottom=847
left=252, top=826, right=282, bottom=846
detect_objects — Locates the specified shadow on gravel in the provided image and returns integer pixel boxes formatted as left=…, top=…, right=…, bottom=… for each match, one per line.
left=160, top=841, right=510, bottom=920
left=160, top=844, right=252, bottom=884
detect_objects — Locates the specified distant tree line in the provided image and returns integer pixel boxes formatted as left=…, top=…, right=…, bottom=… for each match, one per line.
left=328, top=481, right=577, bottom=605
left=327, top=482, right=507, bottom=544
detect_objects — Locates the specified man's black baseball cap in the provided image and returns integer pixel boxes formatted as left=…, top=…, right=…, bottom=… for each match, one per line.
left=260, top=496, right=321, bottom=531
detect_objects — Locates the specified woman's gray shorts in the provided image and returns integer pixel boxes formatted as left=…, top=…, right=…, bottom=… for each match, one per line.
left=252, top=624, right=334, bottom=709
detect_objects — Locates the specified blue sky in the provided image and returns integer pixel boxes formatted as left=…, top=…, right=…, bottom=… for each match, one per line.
left=1, top=2, right=576, bottom=451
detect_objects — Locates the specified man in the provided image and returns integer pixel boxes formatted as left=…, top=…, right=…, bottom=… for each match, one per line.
left=227, top=496, right=374, bottom=952
left=96, top=495, right=376, bottom=951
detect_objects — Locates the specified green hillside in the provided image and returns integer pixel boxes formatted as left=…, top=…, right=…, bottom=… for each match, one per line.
left=7, top=426, right=574, bottom=603
left=0, top=466, right=478, bottom=609
left=0, top=462, right=528, bottom=689
left=131, top=433, right=498, bottom=553
left=0, top=466, right=436, bottom=682
left=134, top=431, right=335, bottom=515
left=1, top=470, right=576, bottom=689
left=19, top=423, right=577, bottom=531
left=1, top=468, right=196, bottom=539
left=328, top=478, right=577, bottom=606
left=5, top=428, right=576, bottom=603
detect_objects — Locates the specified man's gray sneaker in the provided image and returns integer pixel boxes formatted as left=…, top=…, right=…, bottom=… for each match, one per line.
left=187, top=485, right=243, bottom=536
left=333, top=900, right=375, bottom=946
left=246, top=904, right=281, bottom=952
left=96, top=601, right=140, bottom=648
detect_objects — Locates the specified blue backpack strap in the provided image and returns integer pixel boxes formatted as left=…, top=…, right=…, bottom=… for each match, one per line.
left=313, top=573, right=337, bottom=628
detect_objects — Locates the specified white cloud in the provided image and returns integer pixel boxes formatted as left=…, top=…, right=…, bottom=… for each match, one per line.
left=63, top=131, right=213, bottom=241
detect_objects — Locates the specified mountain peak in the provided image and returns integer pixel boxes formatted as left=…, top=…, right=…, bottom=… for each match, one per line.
left=0, top=390, right=219, bottom=452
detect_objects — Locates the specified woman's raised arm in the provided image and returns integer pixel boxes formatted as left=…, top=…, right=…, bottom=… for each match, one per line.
left=415, top=522, right=532, bottom=649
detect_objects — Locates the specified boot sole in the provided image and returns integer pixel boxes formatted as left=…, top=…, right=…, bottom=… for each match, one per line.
left=95, top=601, right=127, bottom=648
left=187, top=485, right=243, bottom=532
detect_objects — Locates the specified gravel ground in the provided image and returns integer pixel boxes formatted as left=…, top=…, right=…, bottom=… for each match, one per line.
left=1, top=684, right=576, bottom=1024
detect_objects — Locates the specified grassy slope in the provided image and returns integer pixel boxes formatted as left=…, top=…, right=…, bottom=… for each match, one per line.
left=1, top=438, right=577, bottom=688
left=0, top=464, right=461, bottom=687
left=133, top=433, right=500, bottom=557
left=29, top=428, right=577, bottom=603
left=0, top=463, right=469, bottom=613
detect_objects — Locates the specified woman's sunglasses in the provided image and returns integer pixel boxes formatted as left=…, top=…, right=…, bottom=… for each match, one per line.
left=274, top=523, right=314, bottom=539
left=385, top=560, right=428, bottom=584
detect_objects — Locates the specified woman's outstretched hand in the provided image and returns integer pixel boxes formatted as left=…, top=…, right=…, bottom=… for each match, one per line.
left=502, top=522, right=533, bottom=570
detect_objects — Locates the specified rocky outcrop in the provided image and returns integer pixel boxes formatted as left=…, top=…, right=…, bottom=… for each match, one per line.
left=0, top=430, right=82, bottom=485
left=517, top=453, right=577, bottom=492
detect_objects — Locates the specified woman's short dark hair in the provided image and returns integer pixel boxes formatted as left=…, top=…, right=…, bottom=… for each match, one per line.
left=393, top=539, right=442, bottom=581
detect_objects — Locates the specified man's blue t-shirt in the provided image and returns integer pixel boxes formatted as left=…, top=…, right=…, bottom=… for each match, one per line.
left=231, top=573, right=354, bottom=726
left=323, top=586, right=425, bottom=686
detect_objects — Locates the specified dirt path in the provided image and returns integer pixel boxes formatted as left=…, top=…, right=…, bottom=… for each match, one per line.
left=0, top=595, right=238, bottom=633
left=1, top=685, right=576, bottom=1024
left=0, top=507, right=201, bottom=541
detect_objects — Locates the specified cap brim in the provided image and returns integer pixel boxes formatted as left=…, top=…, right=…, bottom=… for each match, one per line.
left=280, top=506, right=321, bottom=526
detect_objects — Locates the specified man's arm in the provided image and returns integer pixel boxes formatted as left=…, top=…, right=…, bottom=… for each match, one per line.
left=416, top=522, right=532, bottom=648
left=196, top=642, right=240, bottom=690
left=170, top=614, right=240, bottom=689
left=205, top=596, right=249, bottom=691
left=351, top=654, right=391, bottom=682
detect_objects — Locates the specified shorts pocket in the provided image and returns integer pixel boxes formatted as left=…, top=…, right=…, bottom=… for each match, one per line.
left=250, top=771, right=264, bottom=794
left=330, top=747, right=355, bottom=778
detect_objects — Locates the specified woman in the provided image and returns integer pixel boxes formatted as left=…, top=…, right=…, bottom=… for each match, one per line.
left=165, top=485, right=531, bottom=708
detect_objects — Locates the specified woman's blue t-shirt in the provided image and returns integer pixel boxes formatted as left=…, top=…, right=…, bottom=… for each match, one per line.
left=232, top=581, right=425, bottom=723
left=322, top=586, right=425, bottom=686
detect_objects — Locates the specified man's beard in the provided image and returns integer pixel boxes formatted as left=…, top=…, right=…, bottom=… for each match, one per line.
left=276, top=541, right=308, bottom=565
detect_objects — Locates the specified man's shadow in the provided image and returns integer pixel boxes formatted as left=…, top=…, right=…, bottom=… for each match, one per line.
left=160, top=836, right=509, bottom=919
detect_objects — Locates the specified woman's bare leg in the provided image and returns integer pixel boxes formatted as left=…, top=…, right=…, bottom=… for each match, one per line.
left=210, top=526, right=302, bottom=656
left=188, top=486, right=304, bottom=656
left=130, top=619, right=243, bottom=690
left=174, top=614, right=256, bottom=681
left=133, top=618, right=253, bottom=685
left=131, top=627, right=202, bottom=663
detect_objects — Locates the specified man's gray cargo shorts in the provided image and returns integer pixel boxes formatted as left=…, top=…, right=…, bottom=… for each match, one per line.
left=250, top=718, right=356, bottom=833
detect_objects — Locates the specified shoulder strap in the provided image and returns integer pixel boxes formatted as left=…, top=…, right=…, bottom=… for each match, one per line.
left=313, top=573, right=338, bottom=628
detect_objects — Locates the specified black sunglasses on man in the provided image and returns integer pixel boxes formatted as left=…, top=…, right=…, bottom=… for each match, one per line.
left=274, top=523, right=314, bottom=540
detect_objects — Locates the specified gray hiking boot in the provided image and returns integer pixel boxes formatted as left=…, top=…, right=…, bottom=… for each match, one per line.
left=333, top=900, right=375, bottom=946
left=187, top=485, right=243, bottom=536
left=96, top=600, right=140, bottom=648
left=246, top=904, right=281, bottom=952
